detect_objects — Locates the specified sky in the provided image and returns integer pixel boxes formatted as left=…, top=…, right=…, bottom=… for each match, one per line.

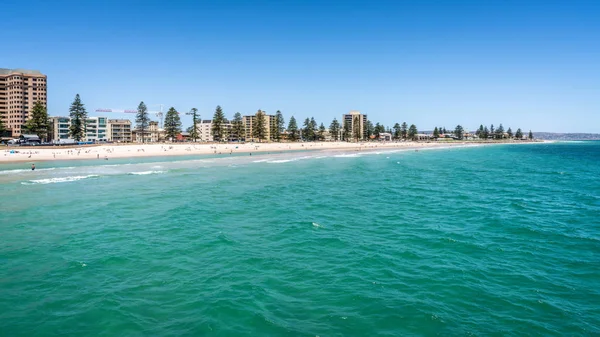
left=2, top=0, right=599, bottom=133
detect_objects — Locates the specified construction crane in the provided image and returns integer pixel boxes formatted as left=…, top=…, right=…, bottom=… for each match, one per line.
left=95, top=104, right=166, bottom=128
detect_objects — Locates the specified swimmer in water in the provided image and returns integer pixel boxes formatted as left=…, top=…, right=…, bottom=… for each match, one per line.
left=31, top=164, right=35, bottom=171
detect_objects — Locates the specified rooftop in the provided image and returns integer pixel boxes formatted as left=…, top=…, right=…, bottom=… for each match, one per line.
left=0, top=68, right=45, bottom=75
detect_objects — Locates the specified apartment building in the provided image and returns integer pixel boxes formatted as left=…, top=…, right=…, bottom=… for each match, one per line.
left=0, top=68, right=47, bottom=137
left=49, top=116, right=109, bottom=142
left=107, top=119, right=132, bottom=142
left=195, top=119, right=232, bottom=142
left=342, top=110, right=368, bottom=140
left=243, top=110, right=277, bottom=142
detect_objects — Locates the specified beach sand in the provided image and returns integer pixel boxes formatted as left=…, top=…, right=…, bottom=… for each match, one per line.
left=0, top=141, right=475, bottom=163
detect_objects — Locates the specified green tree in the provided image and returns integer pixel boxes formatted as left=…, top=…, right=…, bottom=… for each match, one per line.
left=506, top=127, right=513, bottom=138
left=353, top=115, right=362, bottom=141
left=164, top=107, right=182, bottom=140
left=318, top=123, right=326, bottom=141
left=477, top=124, right=484, bottom=139
left=69, top=94, right=88, bottom=141
left=454, top=125, right=464, bottom=140
left=329, top=118, right=340, bottom=141
left=275, top=110, right=285, bottom=142
left=342, top=119, right=351, bottom=141
left=287, top=116, right=298, bottom=141
left=231, top=112, right=244, bottom=141
left=433, top=126, right=440, bottom=138
left=483, top=126, right=490, bottom=139
left=515, top=128, right=523, bottom=139
left=365, top=120, right=374, bottom=139
left=25, top=100, right=50, bottom=141
left=310, top=118, right=318, bottom=141
left=374, top=122, right=382, bottom=138
left=393, top=123, right=401, bottom=139
left=495, top=123, right=505, bottom=139
left=400, top=122, right=408, bottom=140
left=490, top=124, right=495, bottom=135
left=135, top=101, right=150, bottom=143
left=528, top=130, right=533, bottom=140
left=0, top=116, right=5, bottom=136
left=252, top=110, right=267, bottom=141
left=211, top=105, right=226, bottom=142
left=408, top=124, right=418, bottom=140
left=188, top=108, right=199, bottom=142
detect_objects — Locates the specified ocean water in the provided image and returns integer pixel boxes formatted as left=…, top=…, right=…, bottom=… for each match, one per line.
left=1, top=142, right=599, bottom=336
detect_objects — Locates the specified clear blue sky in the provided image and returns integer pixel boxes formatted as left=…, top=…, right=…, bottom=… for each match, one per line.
left=2, top=0, right=599, bottom=133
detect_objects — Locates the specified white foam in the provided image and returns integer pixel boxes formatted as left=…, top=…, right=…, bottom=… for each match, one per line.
left=267, top=156, right=313, bottom=164
left=252, top=159, right=270, bottom=163
left=22, top=175, right=99, bottom=185
left=0, top=167, right=57, bottom=175
left=334, top=153, right=361, bottom=158
left=128, top=170, right=166, bottom=175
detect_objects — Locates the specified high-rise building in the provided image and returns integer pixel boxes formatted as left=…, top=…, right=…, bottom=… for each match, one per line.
left=0, top=68, right=47, bottom=137
left=343, top=110, right=368, bottom=140
left=243, top=110, right=277, bottom=142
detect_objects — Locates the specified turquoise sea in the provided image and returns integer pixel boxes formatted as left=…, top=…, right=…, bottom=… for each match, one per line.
left=1, top=142, right=599, bottom=336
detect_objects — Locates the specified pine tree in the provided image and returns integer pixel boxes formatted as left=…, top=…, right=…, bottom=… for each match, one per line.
left=433, top=127, right=440, bottom=138
left=515, top=128, right=523, bottom=139
left=329, top=118, right=340, bottom=141
left=211, top=105, right=226, bottom=142
left=408, top=124, right=418, bottom=140
left=393, top=123, right=401, bottom=139
left=309, top=118, right=318, bottom=141
left=477, top=124, right=484, bottom=139
left=287, top=116, right=298, bottom=141
left=275, top=110, right=285, bottom=142
left=374, top=122, right=382, bottom=138
left=25, top=100, right=50, bottom=141
left=454, top=125, right=464, bottom=140
left=483, top=126, right=490, bottom=139
left=189, top=108, right=199, bottom=142
left=134, top=101, right=150, bottom=143
left=400, top=122, right=408, bottom=140
left=302, top=118, right=311, bottom=141
left=343, top=120, right=351, bottom=141
left=353, top=115, right=362, bottom=141
left=0, top=116, right=5, bottom=136
left=442, top=127, right=447, bottom=134
left=164, top=107, right=182, bottom=140
left=318, top=123, right=326, bottom=141
left=496, top=123, right=505, bottom=139
left=507, top=127, right=513, bottom=138
left=252, top=110, right=267, bottom=141
left=528, top=130, right=533, bottom=140
left=69, top=94, right=88, bottom=141
left=366, top=120, right=374, bottom=139
left=232, top=112, right=244, bottom=141
left=490, top=124, right=495, bottom=135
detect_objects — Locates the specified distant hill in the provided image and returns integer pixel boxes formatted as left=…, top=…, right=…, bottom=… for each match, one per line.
left=533, top=132, right=600, bottom=140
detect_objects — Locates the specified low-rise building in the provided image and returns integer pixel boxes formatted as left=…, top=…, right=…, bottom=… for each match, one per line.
left=107, top=119, right=132, bottom=142
left=195, top=119, right=232, bottom=142
left=49, top=116, right=109, bottom=142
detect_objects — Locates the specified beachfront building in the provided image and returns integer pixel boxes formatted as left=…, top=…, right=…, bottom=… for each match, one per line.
left=49, top=116, right=109, bottom=142
left=379, top=132, right=393, bottom=141
left=343, top=110, right=368, bottom=141
left=49, top=116, right=71, bottom=141
left=107, top=119, right=132, bottom=142
left=0, top=68, right=47, bottom=137
left=132, top=121, right=163, bottom=143
left=243, top=110, right=277, bottom=142
left=195, top=119, right=233, bottom=142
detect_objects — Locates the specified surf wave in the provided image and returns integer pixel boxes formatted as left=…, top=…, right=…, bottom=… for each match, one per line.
left=128, top=170, right=166, bottom=175
left=22, top=175, right=99, bottom=185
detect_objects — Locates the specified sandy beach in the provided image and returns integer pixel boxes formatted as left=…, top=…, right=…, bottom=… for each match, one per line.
left=0, top=141, right=477, bottom=163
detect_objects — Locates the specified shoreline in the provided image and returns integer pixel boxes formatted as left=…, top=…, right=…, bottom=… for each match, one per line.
left=0, top=140, right=546, bottom=164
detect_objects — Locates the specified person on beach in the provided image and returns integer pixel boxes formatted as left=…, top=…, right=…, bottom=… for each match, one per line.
left=31, top=164, right=35, bottom=171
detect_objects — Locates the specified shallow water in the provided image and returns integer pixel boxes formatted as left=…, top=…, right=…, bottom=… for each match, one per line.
left=1, top=142, right=599, bottom=335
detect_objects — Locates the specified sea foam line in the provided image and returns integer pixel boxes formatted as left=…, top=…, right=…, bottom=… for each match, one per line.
left=128, top=170, right=167, bottom=175
left=22, top=175, right=99, bottom=185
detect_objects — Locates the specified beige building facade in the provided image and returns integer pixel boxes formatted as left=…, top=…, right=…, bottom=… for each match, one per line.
left=133, top=121, right=163, bottom=143
left=195, top=119, right=233, bottom=142
left=0, top=68, right=47, bottom=137
left=343, top=110, right=368, bottom=140
left=107, top=119, right=132, bottom=142
left=243, top=110, right=277, bottom=142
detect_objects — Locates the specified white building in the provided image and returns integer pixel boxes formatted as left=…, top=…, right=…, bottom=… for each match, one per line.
left=50, top=116, right=128, bottom=142
left=195, top=119, right=232, bottom=142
